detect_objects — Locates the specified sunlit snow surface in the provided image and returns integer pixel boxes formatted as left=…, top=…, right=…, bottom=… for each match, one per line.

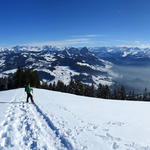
left=0, top=88, right=150, bottom=150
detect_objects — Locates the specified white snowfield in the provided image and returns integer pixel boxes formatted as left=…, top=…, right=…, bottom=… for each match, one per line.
left=0, top=89, right=150, bottom=150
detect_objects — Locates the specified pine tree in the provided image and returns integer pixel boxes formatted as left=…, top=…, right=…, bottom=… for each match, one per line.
left=120, top=85, right=126, bottom=100
left=97, top=83, right=103, bottom=98
left=48, top=83, right=53, bottom=90
left=131, top=90, right=135, bottom=100
left=127, top=90, right=132, bottom=100
left=89, top=83, right=95, bottom=97
left=52, top=82, right=56, bottom=91
left=75, top=79, right=84, bottom=95
left=67, top=79, right=76, bottom=94
left=104, top=85, right=110, bottom=99
left=143, top=88, right=148, bottom=100
left=14, top=67, right=41, bottom=88
left=56, top=80, right=66, bottom=92
left=112, top=88, right=117, bottom=99
left=15, top=66, right=23, bottom=88
left=42, top=82, right=49, bottom=89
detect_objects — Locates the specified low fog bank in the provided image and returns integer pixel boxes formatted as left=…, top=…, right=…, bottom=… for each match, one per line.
left=111, top=65, right=150, bottom=93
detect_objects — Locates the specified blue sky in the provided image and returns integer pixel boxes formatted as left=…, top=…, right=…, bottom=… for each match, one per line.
left=0, top=0, right=150, bottom=47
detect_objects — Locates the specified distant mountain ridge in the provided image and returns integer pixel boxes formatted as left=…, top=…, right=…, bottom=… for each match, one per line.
left=89, top=46, right=150, bottom=65
left=0, top=46, right=113, bottom=86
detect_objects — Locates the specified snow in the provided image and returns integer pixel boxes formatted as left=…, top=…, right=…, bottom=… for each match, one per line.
left=26, top=57, right=35, bottom=62
left=76, top=60, right=113, bottom=86
left=122, top=51, right=130, bottom=57
left=77, top=61, right=112, bottom=73
left=77, top=62, right=96, bottom=70
left=121, top=48, right=147, bottom=57
left=23, top=54, right=27, bottom=58
left=51, top=66, right=79, bottom=85
left=0, top=88, right=150, bottom=150
left=0, top=60, right=5, bottom=67
left=107, top=49, right=113, bottom=53
left=2, top=69, right=17, bottom=75
left=92, top=75, right=112, bottom=86
left=36, top=60, right=113, bottom=86
left=58, top=54, right=65, bottom=58
left=36, top=66, right=80, bottom=85
left=0, top=69, right=18, bottom=77
left=44, top=54, right=56, bottom=62
left=0, top=90, right=18, bottom=122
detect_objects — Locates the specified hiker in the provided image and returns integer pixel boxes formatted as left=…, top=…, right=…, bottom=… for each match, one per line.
left=25, top=83, right=34, bottom=104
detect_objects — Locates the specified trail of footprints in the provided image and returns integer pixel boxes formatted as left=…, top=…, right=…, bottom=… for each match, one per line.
left=0, top=100, right=69, bottom=150
left=0, top=103, right=16, bottom=149
left=0, top=102, right=47, bottom=150
left=0, top=99, right=150, bottom=150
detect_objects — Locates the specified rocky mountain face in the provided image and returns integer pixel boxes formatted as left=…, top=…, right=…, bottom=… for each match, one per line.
left=0, top=46, right=113, bottom=86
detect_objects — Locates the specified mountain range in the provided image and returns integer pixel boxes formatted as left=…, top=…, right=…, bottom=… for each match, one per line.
left=0, top=45, right=150, bottom=90
left=90, top=47, right=150, bottom=65
left=0, top=46, right=112, bottom=86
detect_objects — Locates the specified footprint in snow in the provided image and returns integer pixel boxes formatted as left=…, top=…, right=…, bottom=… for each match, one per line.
left=112, top=142, right=119, bottom=149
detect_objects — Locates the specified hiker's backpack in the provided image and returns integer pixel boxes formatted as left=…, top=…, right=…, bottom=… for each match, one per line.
left=25, top=85, right=27, bottom=92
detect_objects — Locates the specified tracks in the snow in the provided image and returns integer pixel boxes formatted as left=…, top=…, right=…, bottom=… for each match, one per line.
left=0, top=99, right=73, bottom=150
left=34, top=104, right=73, bottom=150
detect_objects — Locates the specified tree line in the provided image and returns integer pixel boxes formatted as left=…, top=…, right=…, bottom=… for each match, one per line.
left=0, top=67, right=150, bottom=101
left=0, top=67, right=40, bottom=90
left=41, top=79, right=150, bottom=101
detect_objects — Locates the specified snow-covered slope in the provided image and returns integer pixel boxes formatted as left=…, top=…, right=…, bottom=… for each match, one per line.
left=0, top=89, right=150, bottom=150
left=0, top=47, right=113, bottom=86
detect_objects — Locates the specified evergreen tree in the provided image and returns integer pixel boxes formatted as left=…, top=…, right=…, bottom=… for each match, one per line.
left=97, top=83, right=103, bottom=98
left=89, top=83, right=95, bottom=97
left=52, top=82, right=56, bottom=91
left=14, top=67, right=41, bottom=88
left=56, top=80, right=66, bottom=92
left=15, top=66, right=23, bottom=88
left=120, top=85, right=126, bottom=100
left=104, top=85, right=110, bottom=99
left=32, top=70, right=41, bottom=88
left=42, top=82, right=49, bottom=89
left=112, top=88, right=117, bottom=99
left=75, top=79, right=84, bottom=95
left=127, top=90, right=132, bottom=100
left=48, top=83, right=53, bottom=90
left=143, top=88, right=148, bottom=100
left=67, top=79, right=76, bottom=94
left=131, top=90, right=135, bottom=100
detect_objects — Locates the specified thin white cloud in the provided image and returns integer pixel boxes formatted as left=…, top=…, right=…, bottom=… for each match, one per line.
left=2, top=38, right=150, bottom=49
left=26, top=38, right=92, bottom=47
left=117, top=40, right=150, bottom=48
left=72, top=34, right=105, bottom=38
left=115, top=40, right=129, bottom=43
left=117, top=44, right=150, bottom=48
